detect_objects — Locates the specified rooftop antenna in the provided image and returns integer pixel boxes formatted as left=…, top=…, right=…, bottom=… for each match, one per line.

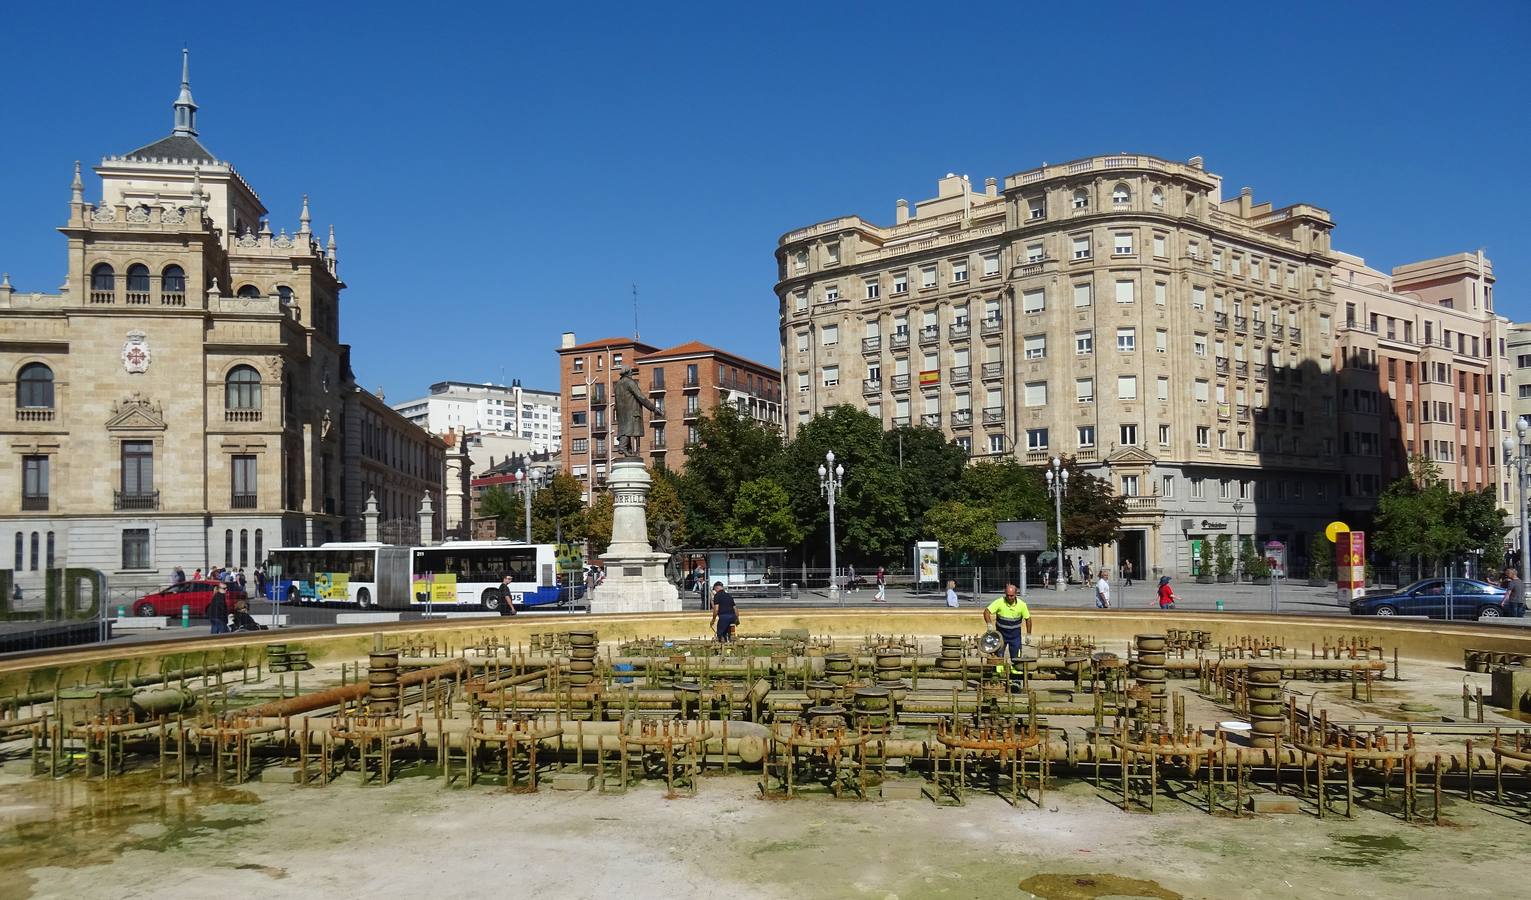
left=632, top=283, right=640, bottom=341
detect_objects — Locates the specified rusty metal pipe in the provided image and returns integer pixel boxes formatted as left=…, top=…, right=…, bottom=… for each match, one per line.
left=238, top=659, right=467, bottom=719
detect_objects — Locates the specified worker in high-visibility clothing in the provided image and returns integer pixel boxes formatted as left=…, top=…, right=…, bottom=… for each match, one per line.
left=983, top=583, right=1032, bottom=673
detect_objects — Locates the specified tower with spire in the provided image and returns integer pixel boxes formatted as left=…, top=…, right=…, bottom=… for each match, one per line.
left=172, top=47, right=198, bottom=137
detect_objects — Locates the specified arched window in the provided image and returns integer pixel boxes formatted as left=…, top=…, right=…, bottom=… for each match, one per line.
left=226, top=365, right=262, bottom=410
left=224, top=529, right=233, bottom=569
left=1151, top=187, right=1165, bottom=210
left=1112, top=183, right=1131, bottom=205
left=17, top=363, right=54, bottom=409
left=1071, top=189, right=1089, bottom=210
left=254, top=529, right=264, bottom=567
left=90, top=263, right=115, bottom=301
left=276, top=285, right=294, bottom=305
left=162, top=265, right=186, bottom=296
left=237, top=284, right=262, bottom=299
left=126, top=264, right=150, bottom=303
left=239, top=529, right=249, bottom=568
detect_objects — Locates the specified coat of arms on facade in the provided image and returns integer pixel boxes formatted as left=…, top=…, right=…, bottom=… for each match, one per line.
left=122, top=331, right=151, bottom=373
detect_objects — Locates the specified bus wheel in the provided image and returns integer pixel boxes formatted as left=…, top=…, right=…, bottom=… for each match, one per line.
left=356, top=587, right=372, bottom=609
left=481, top=589, right=502, bottom=612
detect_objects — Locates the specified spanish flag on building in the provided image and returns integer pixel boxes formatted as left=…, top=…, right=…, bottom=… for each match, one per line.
left=919, top=370, right=940, bottom=386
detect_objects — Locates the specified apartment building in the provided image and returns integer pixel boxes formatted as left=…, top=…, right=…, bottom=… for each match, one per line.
left=1331, top=251, right=1510, bottom=516
left=556, top=333, right=781, bottom=498
left=1507, top=323, right=1531, bottom=430
left=393, top=379, right=561, bottom=454
left=775, top=156, right=1343, bottom=577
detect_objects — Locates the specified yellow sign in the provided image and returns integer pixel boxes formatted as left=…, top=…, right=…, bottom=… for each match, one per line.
left=412, top=573, right=458, bottom=603
left=1324, top=521, right=1351, bottom=543
left=314, top=572, right=350, bottom=601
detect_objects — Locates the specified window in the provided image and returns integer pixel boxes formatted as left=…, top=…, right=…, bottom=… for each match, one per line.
left=796, top=332, right=809, bottom=353
left=125, top=264, right=150, bottom=299
left=1072, top=235, right=1091, bottom=260
left=1114, top=233, right=1134, bottom=256
left=121, top=441, right=154, bottom=497
left=1076, top=378, right=1094, bottom=403
left=921, top=266, right=937, bottom=289
left=1112, top=183, right=1131, bottom=206
left=1219, top=479, right=1232, bottom=500
left=17, top=363, right=54, bottom=408
left=1121, top=475, right=1139, bottom=496
left=1155, top=329, right=1167, bottom=353
left=1190, top=477, right=1204, bottom=499
left=1115, top=280, right=1135, bottom=304
left=1154, top=282, right=1167, bottom=306
left=162, top=264, right=186, bottom=297
left=1196, top=425, right=1210, bottom=447
left=122, top=528, right=150, bottom=570
left=1073, top=282, right=1092, bottom=308
left=863, top=279, right=880, bottom=300
left=1153, top=234, right=1167, bottom=258
left=1193, top=333, right=1208, bottom=356
left=571, top=411, right=587, bottom=426
left=232, top=454, right=257, bottom=506
left=1162, top=475, right=1175, bottom=498
left=822, top=325, right=838, bottom=346
left=1026, top=428, right=1049, bottom=450
left=1191, top=286, right=1206, bottom=310
left=1212, top=247, right=1224, bottom=271
left=1157, top=376, right=1169, bottom=401
left=571, top=437, right=589, bottom=453
left=1022, top=289, right=1045, bottom=314
left=951, top=259, right=969, bottom=283
left=823, top=284, right=839, bottom=303
left=825, top=242, right=840, bottom=265
left=236, top=284, right=262, bottom=299
left=1194, top=379, right=1209, bottom=403
left=1072, top=189, right=1089, bottom=209
left=1028, top=197, right=1045, bottom=220
left=988, top=434, right=1006, bottom=454
left=1077, top=425, right=1096, bottom=447
left=793, top=291, right=808, bottom=312
left=90, top=262, right=114, bottom=294
left=957, top=436, right=972, bottom=455
left=893, top=272, right=909, bottom=295
left=1151, top=187, right=1165, bottom=210
left=1158, top=423, right=1170, bottom=446
left=1024, top=335, right=1046, bottom=360
left=822, top=366, right=839, bottom=387
left=572, top=357, right=585, bottom=373
left=792, top=250, right=808, bottom=272
left=22, top=455, right=48, bottom=509
left=982, top=253, right=1000, bottom=277
left=1117, top=375, right=1137, bottom=400
left=1026, top=243, right=1044, bottom=263
left=1075, top=331, right=1094, bottom=354
left=1024, top=381, right=1048, bottom=406
left=225, top=364, right=262, bottom=410
left=1116, top=327, right=1135, bottom=352
left=686, top=363, right=699, bottom=385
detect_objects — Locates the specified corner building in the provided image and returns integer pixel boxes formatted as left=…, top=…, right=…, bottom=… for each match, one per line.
left=776, top=155, right=1342, bottom=577
left=0, top=53, right=444, bottom=589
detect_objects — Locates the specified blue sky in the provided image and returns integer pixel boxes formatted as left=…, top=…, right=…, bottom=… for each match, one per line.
left=2, top=1, right=1527, bottom=401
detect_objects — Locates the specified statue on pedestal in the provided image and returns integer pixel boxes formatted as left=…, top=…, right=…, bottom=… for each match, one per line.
left=613, top=367, right=661, bottom=458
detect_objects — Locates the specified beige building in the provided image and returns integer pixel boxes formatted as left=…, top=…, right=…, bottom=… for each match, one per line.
left=1330, top=251, right=1510, bottom=518
left=1507, top=323, right=1531, bottom=430
left=0, top=52, right=444, bottom=588
left=776, top=155, right=1345, bottom=577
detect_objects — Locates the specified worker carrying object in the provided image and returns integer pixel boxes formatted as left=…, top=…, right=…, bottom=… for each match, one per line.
left=983, top=583, right=1032, bottom=673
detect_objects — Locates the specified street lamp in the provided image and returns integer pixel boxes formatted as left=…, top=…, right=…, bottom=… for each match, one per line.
left=1501, top=417, right=1531, bottom=586
left=1044, top=457, right=1069, bottom=592
left=1232, top=499, right=1245, bottom=582
left=818, top=450, right=844, bottom=604
left=514, top=468, right=533, bottom=544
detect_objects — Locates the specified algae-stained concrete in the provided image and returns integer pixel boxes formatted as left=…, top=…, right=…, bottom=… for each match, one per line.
left=0, top=772, right=1522, bottom=899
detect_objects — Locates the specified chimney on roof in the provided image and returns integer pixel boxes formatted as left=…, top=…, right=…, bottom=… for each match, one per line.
left=984, top=177, right=997, bottom=197
left=1188, top=155, right=1204, bottom=170
left=561, top=331, right=576, bottom=349
left=1239, top=186, right=1253, bottom=216
left=895, top=199, right=909, bottom=225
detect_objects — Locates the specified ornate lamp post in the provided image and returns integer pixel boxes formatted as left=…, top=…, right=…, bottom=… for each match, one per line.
left=1232, top=499, right=1245, bottom=582
left=514, top=468, right=533, bottom=544
left=1044, top=457, right=1069, bottom=592
left=818, top=450, right=844, bottom=604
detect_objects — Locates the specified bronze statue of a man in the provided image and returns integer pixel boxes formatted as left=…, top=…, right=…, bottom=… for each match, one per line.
left=613, top=367, right=661, bottom=457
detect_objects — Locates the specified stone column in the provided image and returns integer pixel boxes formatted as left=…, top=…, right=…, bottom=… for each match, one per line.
left=418, top=492, right=435, bottom=546
left=364, top=491, right=380, bottom=543
left=589, top=460, right=680, bottom=614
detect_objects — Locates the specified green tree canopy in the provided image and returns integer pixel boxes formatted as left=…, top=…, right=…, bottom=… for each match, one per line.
left=677, top=406, right=784, bottom=547
left=477, top=485, right=520, bottom=539
left=1374, top=455, right=1506, bottom=572
left=583, top=491, right=614, bottom=557
left=529, top=473, right=587, bottom=544
left=776, top=406, right=910, bottom=561
left=923, top=499, right=1004, bottom=559
left=723, top=478, right=805, bottom=547
left=647, top=467, right=689, bottom=554
left=1056, top=456, right=1127, bottom=550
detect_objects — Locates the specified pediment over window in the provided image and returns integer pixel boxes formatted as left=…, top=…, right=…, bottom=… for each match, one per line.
left=1105, top=446, right=1157, bottom=467
left=106, top=395, right=167, bottom=431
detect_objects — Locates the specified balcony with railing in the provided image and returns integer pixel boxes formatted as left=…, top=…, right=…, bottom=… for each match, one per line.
left=1025, top=450, right=1049, bottom=463
left=951, top=409, right=972, bottom=427
left=863, top=378, right=882, bottom=395
left=1125, top=495, right=1161, bottom=513
left=982, top=406, right=1005, bottom=424
left=862, top=336, right=881, bottom=353
left=114, top=490, right=159, bottom=511
left=21, top=495, right=48, bottom=511
left=1289, top=326, right=1302, bottom=342
left=225, top=408, right=262, bottom=423
left=1234, top=316, right=1248, bottom=333
left=980, top=317, right=1003, bottom=335
left=981, top=362, right=1004, bottom=380
left=1075, top=447, right=1097, bottom=461
left=16, top=407, right=54, bottom=422
left=950, top=365, right=971, bottom=385
left=1217, top=403, right=1231, bottom=419
left=1235, top=360, right=1248, bottom=376
left=1213, top=311, right=1228, bottom=328
left=1215, top=356, right=1229, bottom=374
left=161, top=290, right=186, bottom=307
left=892, top=415, right=911, bottom=427
left=890, top=374, right=911, bottom=391
left=949, top=322, right=970, bottom=341
left=921, top=412, right=941, bottom=427
left=1252, top=320, right=1265, bottom=338
left=1237, top=404, right=1250, bottom=421
left=231, top=493, right=258, bottom=510
left=919, top=325, right=941, bottom=345
left=890, top=333, right=910, bottom=350
left=1254, top=363, right=1267, bottom=379
left=1271, top=323, right=1285, bottom=341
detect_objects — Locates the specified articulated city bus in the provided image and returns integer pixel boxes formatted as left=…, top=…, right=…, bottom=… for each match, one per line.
left=263, top=543, right=412, bottom=609
left=266, top=541, right=576, bottom=610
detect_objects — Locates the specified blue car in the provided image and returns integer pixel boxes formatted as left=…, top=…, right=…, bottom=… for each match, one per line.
left=1348, top=578, right=1524, bottom=620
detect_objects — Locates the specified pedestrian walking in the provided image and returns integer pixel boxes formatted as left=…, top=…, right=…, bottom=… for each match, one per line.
left=498, top=575, right=518, bottom=616
left=709, top=582, right=738, bottom=642
left=945, top=579, right=959, bottom=609
left=1503, top=568, right=1527, bottom=617
left=1064, top=555, right=1074, bottom=585
left=1081, top=560, right=1091, bottom=583
left=172, top=566, right=186, bottom=585
left=1122, top=559, right=1135, bottom=587
left=848, top=564, right=858, bottom=593
left=874, top=566, right=887, bottom=603
left=1095, top=570, right=1111, bottom=609
left=1157, top=575, right=1177, bottom=610
left=208, top=585, right=230, bottom=635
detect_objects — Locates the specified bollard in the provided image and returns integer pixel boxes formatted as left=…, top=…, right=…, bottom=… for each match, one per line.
left=790, top=583, right=799, bottom=600
left=1215, top=599, right=1225, bottom=612
left=181, top=604, right=190, bottom=628
left=116, top=605, right=126, bottom=618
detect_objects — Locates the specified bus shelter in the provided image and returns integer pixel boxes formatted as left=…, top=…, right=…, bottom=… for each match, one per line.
left=673, top=548, right=785, bottom=599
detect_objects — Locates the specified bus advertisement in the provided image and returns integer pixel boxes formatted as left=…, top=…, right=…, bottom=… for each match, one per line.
left=264, top=544, right=412, bottom=609
left=411, top=542, right=568, bottom=611
left=267, top=541, right=580, bottom=610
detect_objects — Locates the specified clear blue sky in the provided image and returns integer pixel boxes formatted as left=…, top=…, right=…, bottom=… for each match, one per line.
left=2, top=1, right=1527, bottom=401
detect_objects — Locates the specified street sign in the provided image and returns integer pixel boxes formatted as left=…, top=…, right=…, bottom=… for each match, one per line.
left=997, top=521, right=1047, bottom=552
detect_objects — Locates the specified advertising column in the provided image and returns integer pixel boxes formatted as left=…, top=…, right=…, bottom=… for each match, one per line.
left=1336, top=531, right=1367, bottom=602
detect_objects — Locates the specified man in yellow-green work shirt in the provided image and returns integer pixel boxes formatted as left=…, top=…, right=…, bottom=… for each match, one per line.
left=983, top=583, right=1032, bottom=670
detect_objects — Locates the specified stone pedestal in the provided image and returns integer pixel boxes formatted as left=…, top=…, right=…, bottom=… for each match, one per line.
left=590, top=459, right=681, bottom=614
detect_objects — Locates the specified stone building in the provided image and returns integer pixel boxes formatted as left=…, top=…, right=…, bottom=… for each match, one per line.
left=392, top=379, right=561, bottom=455
left=1330, top=251, right=1510, bottom=521
left=556, top=334, right=781, bottom=499
left=0, top=52, right=444, bottom=589
left=1510, top=323, right=1531, bottom=431
left=776, top=155, right=1345, bottom=577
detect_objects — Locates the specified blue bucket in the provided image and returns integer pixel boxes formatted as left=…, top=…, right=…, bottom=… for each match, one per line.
left=614, top=663, right=635, bottom=684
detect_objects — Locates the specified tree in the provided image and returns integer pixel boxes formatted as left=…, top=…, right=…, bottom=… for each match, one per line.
left=1214, top=535, right=1233, bottom=578
left=1374, top=456, right=1461, bottom=576
left=584, top=491, right=614, bottom=557
left=1056, top=457, right=1127, bottom=550
left=956, top=459, right=1048, bottom=522
left=884, top=425, right=967, bottom=526
left=1309, top=534, right=1333, bottom=580
left=923, top=499, right=1004, bottom=559
left=477, top=485, right=521, bottom=538
left=678, top=406, right=784, bottom=547
left=723, top=478, right=805, bottom=547
left=529, top=473, right=586, bottom=544
left=776, top=406, right=911, bottom=561
left=1449, top=486, right=1508, bottom=572
left=647, top=468, right=689, bottom=555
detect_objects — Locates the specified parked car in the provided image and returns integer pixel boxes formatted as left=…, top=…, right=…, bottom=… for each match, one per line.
left=1348, top=578, right=1523, bottom=620
left=134, top=580, right=247, bottom=618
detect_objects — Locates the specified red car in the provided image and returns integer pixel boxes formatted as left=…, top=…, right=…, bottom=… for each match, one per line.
left=134, top=580, right=247, bottom=618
